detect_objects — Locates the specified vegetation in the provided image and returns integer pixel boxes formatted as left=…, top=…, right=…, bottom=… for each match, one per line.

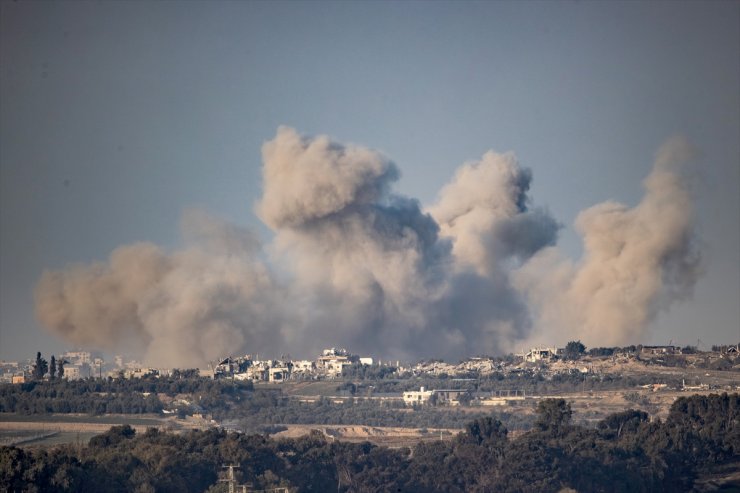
left=49, top=356, right=56, bottom=380
left=31, top=353, right=48, bottom=382
left=235, top=398, right=534, bottom=433
left=1, top=393, right=737, bottom=492
left=562, top=340, right=586, bottom=360
left=0, top=377, right=533, bottom=430
left=0, top=377, right=253, bottom=417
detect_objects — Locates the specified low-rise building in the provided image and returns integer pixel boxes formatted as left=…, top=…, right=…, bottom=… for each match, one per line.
left=524, top=346, right=559, bottom=363
left=124, top=367, right=157, bottom=379
left=61, top=351, right=92, bottom=366
left=403, top=387, right=435, bottom=406
left=433, top=389, right=471, bottom=406
left=64, top=366, right=82, bottom=380
left=291, top=360, right=315, bottom=376
left=269, top=366, right=290, bottom=382
left=641, top=345, right=681, bottom=355
left=317, top=348, right=357, bottom=378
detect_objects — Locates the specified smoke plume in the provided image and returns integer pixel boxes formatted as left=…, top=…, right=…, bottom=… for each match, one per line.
left=34, top=129, right=701, bottom=366
left=35, top=210, right=288, bottom=368
left=257, top=127, right=453, bottom=358
left=429, top=150, right=560, bottom=275
left=515, top=137, right=702, bottom=347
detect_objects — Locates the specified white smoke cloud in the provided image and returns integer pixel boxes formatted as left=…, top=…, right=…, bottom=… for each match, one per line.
left=429, top=150, right=560, bottom=275
left=257, top=126, right=400, bottom=229
left=34, top=129, right=701, bottom=365
left=258, top=127, right=453, bottom=358
left=515, top=137, right=702, bottom=347
left=35, top=210, right=288, bottom=368
left=35, top=242, right=168, bottom=355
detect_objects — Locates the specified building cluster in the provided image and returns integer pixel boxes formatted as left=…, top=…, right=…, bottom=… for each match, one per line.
left=0, top=344, right=602, bottom=384
left=401, top=386, right=528, bottom=407
left=0, top=360, right=29, bottom=384
left=4, top=343, right=737, bottom=387
left=212, top=347, right=375, bottom=382
left=0, top=350, right=105, bottom=383
left=402, top=387, right=472, bottom=406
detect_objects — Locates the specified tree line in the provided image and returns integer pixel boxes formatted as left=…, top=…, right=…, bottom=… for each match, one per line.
left=0, top=377, right=253, bottom=417
left=1, top=393, right=737, bottom=492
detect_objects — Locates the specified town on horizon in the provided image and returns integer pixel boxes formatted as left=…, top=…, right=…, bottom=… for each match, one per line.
left=3, top=341, right=738, bottom=386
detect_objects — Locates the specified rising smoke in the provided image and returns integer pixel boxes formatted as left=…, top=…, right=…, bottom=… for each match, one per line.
left=515, top=137, right=702, bottom=347
left=35, top=211, right=289, bottom=368
left=34, top=129, right=701, bottom=366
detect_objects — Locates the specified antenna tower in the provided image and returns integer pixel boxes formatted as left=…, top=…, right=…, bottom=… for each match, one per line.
left=220, top=464, right=240, bottom=493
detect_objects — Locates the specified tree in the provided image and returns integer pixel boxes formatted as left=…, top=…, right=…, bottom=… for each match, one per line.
left=535, top=398, right=572, bottom=434
left=597, top=409, right=648, bottom=439
left=459, top=417, right=508, bottom=447
left=33, top=352, right=48, bottom=380
left=50, top=355, right=56, bottom=379
left=563, top=341, right=586, bottom=360
left=58, top=359, right=65, bottom=379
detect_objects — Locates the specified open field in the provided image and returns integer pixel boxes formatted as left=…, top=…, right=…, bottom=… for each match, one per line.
left=0, top=430, right=101, bottom=448
left=0, top=413, right=167, bottom=426
left=272, top=423, right=459, bottom=448
left=546, top=389, right=717, bottom=422
left=0, top=413, right=213, bottom=448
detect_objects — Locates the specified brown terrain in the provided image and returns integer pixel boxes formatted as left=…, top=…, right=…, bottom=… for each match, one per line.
left=2, top=351, right=738, bottom=448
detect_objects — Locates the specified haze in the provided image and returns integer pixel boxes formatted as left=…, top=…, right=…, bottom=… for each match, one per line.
left=1, top=1, right=738, bottom=365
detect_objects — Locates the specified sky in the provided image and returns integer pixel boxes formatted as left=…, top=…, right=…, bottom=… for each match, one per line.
left=1, top=1, right=738, bottom=363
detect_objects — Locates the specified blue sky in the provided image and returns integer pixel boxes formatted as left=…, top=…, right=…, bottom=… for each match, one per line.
left=1, top=1, right=738, bottom=360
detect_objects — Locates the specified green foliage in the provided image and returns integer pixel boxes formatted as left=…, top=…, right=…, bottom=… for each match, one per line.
left=563, top=341, right=586, bottom=360
left=234, top=395, right=529, bottom=432
left=0, top=377, right=253, bottom=417
left=32, top=352, right=48, bottom=381
left=341, top=362, right=398, bottom=380
left=88, top=424, right=136, bottom=448
left=535, top=398, right=572, bottom=434
left=597, top=408, right=649, bottom=439
left=458, top=417, right=508, bottom=447
left=588, top=347, right=615, bottom=357
left=1, top=393, right=738, bottom=492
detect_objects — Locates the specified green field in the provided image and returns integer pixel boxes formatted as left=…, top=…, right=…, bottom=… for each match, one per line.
left=0, top=413, right=165, bottom=426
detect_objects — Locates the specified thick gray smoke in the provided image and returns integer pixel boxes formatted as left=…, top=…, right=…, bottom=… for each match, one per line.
left=426, top=150, right=559, bottom=356
left=429, top=150, right=560, bottom=275
left=257, top=127, right=453, bottom=357
left=35, top=210, right=289, bottom=367
left=515, top=137, right=702, bottom=347
left=34, top=129, right=700, bottom=365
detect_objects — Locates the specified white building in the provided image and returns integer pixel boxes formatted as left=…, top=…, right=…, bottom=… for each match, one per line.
left=124, top=367, right=157, bottom=379
left=61, top=351, right=92, bottom=365
left=524, top=346, right=559, bottom=363
left=63, top=366, right=81, bottom=380
left=268, top=366, right=290, bottom=382
left=317, top=348, right=357, bottom=378
left=403, top=387, right=435, bottom=406
left=291, top=360, right=316, bottom=378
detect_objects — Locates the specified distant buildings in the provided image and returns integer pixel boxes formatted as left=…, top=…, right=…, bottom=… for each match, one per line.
left=523, top=346, right=559, bottom=363
left=5, top=340, right=737, bottom=390
left=641, top=345, right=681, bottom=355
left=403, top=387, right=435, bottom=406
left=317, top=348, right=357, bottom=378
left=61, top=351, right=92, bottom=365
left=402, top=387, right=472, bottom=406
left=59, top=350, right=94, bottom=379
left=209, top=348, right=376, bottom=382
